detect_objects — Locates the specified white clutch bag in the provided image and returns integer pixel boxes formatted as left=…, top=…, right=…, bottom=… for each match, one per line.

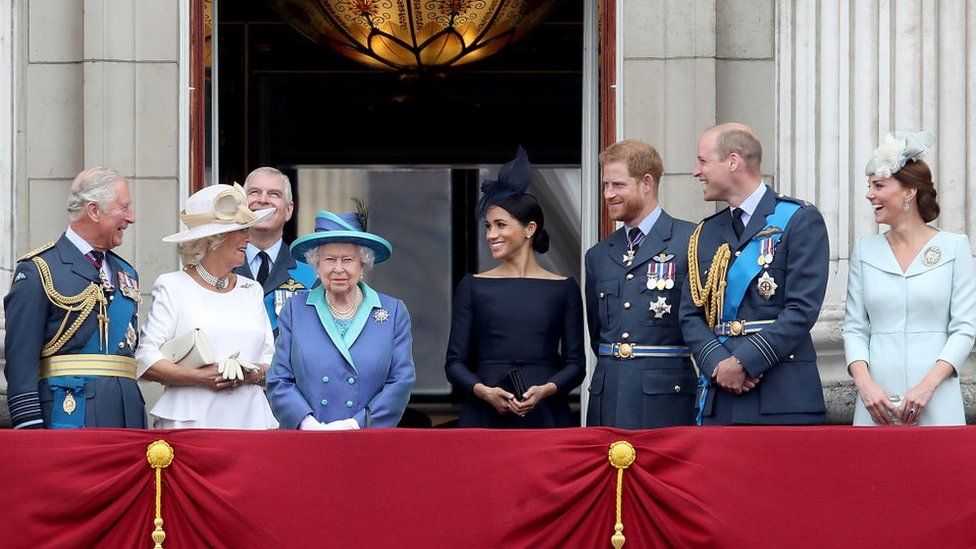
left=159, top=329, right=216, bottom=368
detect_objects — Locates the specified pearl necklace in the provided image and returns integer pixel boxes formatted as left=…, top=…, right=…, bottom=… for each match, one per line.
left=327, top=287, right=362, bottom=320
left=195, top=264, right=229, bottom=290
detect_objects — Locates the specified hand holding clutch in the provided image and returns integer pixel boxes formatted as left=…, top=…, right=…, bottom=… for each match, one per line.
left=159, top=328, right=216, bottom=368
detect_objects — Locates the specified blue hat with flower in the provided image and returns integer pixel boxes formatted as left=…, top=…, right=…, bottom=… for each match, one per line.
left=290, top=209, right=392, bottom=264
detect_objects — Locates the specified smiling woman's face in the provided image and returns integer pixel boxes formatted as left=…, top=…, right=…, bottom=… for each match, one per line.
left=315, top=242, right=364, bottom=297
left=209, top=228, right=251, bottom=269
left=866, top=175, right=913, bottom=226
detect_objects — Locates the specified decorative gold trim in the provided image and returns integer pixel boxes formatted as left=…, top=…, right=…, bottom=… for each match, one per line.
left=147, top=440, right=175, bottom=549
left=687, top=223, right=731, bottom=330
left=18, top=241, right=55, bottom=261
left=32, top=257, right=108, bottom=356
left=608, top=441, right=637, bottom=549
left=40, top=355, right=137, bottom=380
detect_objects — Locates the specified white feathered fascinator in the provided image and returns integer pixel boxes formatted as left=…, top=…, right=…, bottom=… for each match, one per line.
left=865, top=130, right=935, bottom=178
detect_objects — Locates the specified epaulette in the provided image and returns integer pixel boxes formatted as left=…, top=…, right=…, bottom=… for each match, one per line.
left=702, top=208, right=727, bottom=222
left=17, top=242, right=54, bottom=262
left=775, top=193, right=812, bottom=207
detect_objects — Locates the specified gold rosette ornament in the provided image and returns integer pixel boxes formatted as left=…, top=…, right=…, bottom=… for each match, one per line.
left=147, top=440, right=175, bottom=549
left=608, top=441, right=637, bottom=548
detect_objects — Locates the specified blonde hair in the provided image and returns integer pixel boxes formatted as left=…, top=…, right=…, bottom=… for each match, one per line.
left=177, top=234, right=227, bottom=266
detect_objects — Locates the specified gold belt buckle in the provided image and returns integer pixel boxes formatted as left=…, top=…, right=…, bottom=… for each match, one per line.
left=728, top=320, right=744, bottom=337
left=617, top=343, right=634, bottom=359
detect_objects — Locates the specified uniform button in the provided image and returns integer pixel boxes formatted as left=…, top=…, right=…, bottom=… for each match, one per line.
left=118, top=342, right=125, bottom=349
left=109, top=295, right=115, bottom=300
left=673, top=385, right=681, bottom=393
left=789, top=354, right=795, bottom=360
left=622, top=332, right=630, bottom=339
left=348, top=377, right=355, bottom=385
left=320, top=399, right=328, bottom=406
left=345, top=400, right=354, bottom=408
left=623, top=301, right=631, bottom=309
left=322, top=376, right=330, bottom=383
left=735, top=251, right=741, bottom=257
left=600, top=292, right=605, bottom=298
left=626, top=273, right=634, bottom=280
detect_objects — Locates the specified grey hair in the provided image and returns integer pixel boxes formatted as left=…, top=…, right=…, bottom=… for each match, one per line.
left=66, top=167, right=124, bottom=221
left=244, top=166, right=292, bottom=203
left=176, top=234, right=228, bottom=267
left=304, top=243, right=375, bottom=274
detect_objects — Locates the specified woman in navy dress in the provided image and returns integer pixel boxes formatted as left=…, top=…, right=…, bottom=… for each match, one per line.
left=445, top=148, right=585, bottom=428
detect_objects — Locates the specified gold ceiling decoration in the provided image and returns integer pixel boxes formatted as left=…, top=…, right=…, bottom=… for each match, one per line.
left=266, top=0, right=561, bottom=71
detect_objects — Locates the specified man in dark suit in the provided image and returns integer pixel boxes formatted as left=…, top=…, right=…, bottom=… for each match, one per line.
left=680, top=123, right=829, bottom=425
left=234, top=167, right=316, bottom=333
left=4, top=167, right=146, bottom=429
left=585, top=140, right=698, bottom=428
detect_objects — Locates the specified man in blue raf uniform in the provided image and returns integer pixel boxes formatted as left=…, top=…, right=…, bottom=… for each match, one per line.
left=234, top=167, right=316, bottom=334
left=680, top=123, right=829, bottom=425
left=4, top=167, right=146, bottom=429
left=585, top=140, right=698, bottom=428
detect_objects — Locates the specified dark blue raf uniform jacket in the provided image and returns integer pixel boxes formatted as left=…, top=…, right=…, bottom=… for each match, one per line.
left=585, top=211, right=699, bottom=428
left=679, top=187, right=829, bottom=425
left=233, top=243, right=317, bottom=335
left=3, top=235, right=147, bottom=429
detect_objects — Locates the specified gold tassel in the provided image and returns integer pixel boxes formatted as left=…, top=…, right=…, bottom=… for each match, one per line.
left=608, top=441, right=636, bottom=548
left=146, top=440, right=175, bottom=549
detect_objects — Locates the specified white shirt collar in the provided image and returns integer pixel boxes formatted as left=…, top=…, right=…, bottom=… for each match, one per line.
left=731, top=181, right=768, bottom=227
left=246, top=239, right=283, bottom=278
left=65, top=226, right=94, bottom=256
left=626, top=205, right=662, bottom=237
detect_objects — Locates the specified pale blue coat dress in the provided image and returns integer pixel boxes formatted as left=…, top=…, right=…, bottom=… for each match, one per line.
left=844, top=231, right=976, bottom=425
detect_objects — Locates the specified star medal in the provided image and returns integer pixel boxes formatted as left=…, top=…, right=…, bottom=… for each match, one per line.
left=125, top=322, right=138, bottom=350
left=922, top=246, right=942, bottom=266
left=372, top=308, right=390, bottom=323
left=649, top=296, right=672, bottom=318
left=63, top=391, right=77, bottom=415
left=623, top=248, right=636, bottom=266
left=757, top=271, right=778, bottom=300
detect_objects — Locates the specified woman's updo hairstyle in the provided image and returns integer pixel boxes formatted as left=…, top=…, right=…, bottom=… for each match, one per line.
left=476, top=145, right=551, bottom=254
left=492, top=194, right=550, bottom=254
left=893, top=160, right=940, bottom=223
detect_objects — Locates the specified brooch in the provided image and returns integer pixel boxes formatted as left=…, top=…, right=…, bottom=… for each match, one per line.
left=372, top=308, right=390, bottom=323
left=922, top=246, right=942, bottom=267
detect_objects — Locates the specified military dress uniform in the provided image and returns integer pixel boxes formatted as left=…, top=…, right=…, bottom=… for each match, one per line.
left=234, top=241, right=317, bottom=334
left=4, top=234, right=147, bottom=429
left=679, top=185, right=829, bottom=425
left=585, top=210, right=698, bottom=428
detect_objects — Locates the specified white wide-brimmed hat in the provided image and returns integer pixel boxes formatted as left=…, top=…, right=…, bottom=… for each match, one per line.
left=163, top=183, right=275, bottom=243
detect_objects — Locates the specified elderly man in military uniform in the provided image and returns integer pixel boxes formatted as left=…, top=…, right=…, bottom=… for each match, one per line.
left=585, top=140, right=698, bottom=428
left=680, top=123, right=829, bottom=425
left=234, top=167, right=316, bottom=334
left=4, top=167, right=145, bottom=429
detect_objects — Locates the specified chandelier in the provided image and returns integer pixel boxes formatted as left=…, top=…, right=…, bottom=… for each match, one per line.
left=266, top=0, right=561, bottom=72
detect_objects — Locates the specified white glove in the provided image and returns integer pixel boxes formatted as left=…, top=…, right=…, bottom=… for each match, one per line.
left=299, top=415, right=328, bottom=430
left=217, top=352, right=245, bottom=381
left=238, top=358, right=262, bottom=373
left=322, top=418, right=360, bottom=431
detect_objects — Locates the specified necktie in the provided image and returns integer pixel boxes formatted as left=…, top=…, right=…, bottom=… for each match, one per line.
left=256, top=251, right=271, bottom=285
left=627, top=227, right=643, bottom=251
left=731, top=208, right=745, bottom=239
left=87, top=250, right=105, bottom=270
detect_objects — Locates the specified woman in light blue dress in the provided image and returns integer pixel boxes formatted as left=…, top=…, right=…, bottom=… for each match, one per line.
left=844, top=131, right=976, bottom=426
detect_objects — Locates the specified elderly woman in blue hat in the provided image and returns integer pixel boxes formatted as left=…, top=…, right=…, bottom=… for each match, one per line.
left=267, top=209, right=416, bottom=430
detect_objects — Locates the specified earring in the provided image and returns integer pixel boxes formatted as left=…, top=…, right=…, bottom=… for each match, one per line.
left=903, top=199, right=910, bottom=213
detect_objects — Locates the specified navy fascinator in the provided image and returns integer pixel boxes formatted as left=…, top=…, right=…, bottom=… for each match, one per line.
left=475, top=146, right=532, bottom=219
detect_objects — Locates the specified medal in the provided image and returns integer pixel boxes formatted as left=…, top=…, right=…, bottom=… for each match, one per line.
left=758, top=237, right=776, bottom=267
left=757, top=271, right=778, bottom=300
left=646, top=278, right=656, bottom=291
left=623, top=248, right=635, bottom=266
left=656, top=278, right=666, bottom=291
left=125, top=323, right=137, bottom=350
left=665, top=278, right=675, bottom=290
left=649, top=296, right=672, bottom=318
left=63, top=391, right=77, bottom=415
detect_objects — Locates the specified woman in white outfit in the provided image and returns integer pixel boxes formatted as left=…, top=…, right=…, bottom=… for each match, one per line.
left=136, top=184, right=279, bottom=429
left=844, top=131, right=976, bottom=426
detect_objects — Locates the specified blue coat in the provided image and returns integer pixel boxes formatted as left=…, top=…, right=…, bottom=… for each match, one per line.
left=584, top=211, right=699, bottom=428
left=267, top=283, right=416, bottom=429
left=233, top=243, right=317, bottom=333
left=3, top=234, right=146, bottom=429
left=679, top=186, right=829, bottom=425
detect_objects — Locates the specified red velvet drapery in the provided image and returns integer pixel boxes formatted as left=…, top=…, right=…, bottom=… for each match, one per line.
left=1, top=427, right=974, bottom=548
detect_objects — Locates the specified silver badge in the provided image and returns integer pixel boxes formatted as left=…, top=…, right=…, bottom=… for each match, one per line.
left=649, top=296, right=672, bottom=318
left=757, top=271, right=778, bottom=300
left=922, top=246, right=942, bottom=266
left=125, top=323, right=138, bottom=350
left=372, top=308, right=390, bottom=323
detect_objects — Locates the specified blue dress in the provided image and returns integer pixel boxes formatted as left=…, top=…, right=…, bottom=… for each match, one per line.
left=445, top=275, right=585, bottom=428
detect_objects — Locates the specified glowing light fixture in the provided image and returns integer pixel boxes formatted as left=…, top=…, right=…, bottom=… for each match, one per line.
left=266, top=0, right=561, bottom=72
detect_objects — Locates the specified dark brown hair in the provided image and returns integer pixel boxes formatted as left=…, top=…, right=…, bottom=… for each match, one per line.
left=893, top=160, right=940, bottom=222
